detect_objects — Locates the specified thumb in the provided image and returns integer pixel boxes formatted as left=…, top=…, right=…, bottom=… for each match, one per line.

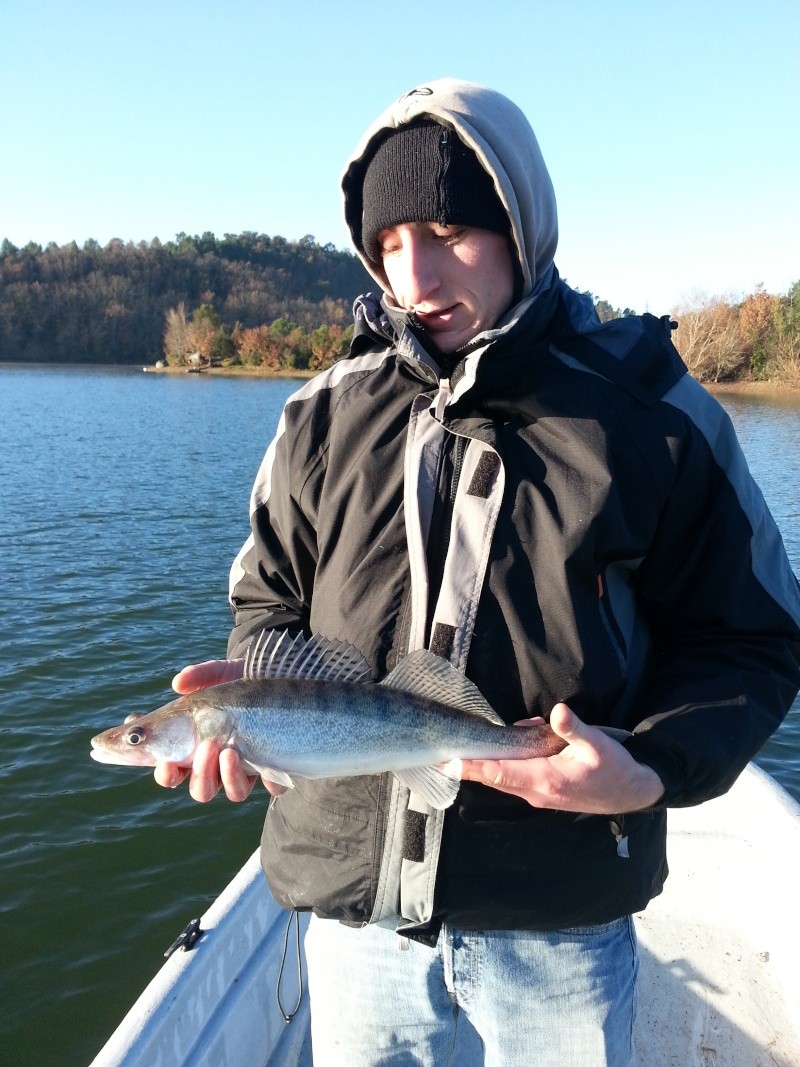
left=172, top=659, right=244, bottom=694
left=549, top=702, right=589, bottom=743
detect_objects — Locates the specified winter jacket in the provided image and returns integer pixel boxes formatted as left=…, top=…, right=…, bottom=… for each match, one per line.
left=227, top=79, right=800, bottom=935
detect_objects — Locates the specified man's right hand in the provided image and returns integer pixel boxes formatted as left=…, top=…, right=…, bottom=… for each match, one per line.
left=153, top=658, right=288, bottom=802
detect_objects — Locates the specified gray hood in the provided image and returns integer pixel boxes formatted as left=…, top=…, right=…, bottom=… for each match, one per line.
left=342, top=77, right=558, bottom=301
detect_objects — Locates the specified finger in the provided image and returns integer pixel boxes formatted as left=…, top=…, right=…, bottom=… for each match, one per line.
left=219, top=748, right=258, bottom=803
left=511, top=716, right=546, bottom=727
left=461, top=757, right=555, bottom=807
left=188, top=738, right=224, bottom=803
left=460, top=758, right=506, bottom=789
left=154, top=762, right=190, bottom=789
left=172, top=659, right=244, bottom=695
left=262, top=779, right=288, bottom=797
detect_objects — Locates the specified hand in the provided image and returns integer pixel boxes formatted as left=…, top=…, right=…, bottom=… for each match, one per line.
left=152, top=658, right=288, bottom=802
left=459, top=703, right=665, bottom=814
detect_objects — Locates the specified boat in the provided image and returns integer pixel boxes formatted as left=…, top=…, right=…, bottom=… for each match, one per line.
left=90, top=762, right=800, bottom=1066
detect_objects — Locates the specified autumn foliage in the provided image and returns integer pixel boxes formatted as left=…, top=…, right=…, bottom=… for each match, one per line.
left=163, top=302, right=353, bottom=373
left=671, top=283, right=800, bottom=386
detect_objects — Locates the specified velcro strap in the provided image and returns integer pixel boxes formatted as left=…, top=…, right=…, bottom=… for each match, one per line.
left=402, top=809, right=428, bottom=863
left=429, top=623, right=456, bottom=660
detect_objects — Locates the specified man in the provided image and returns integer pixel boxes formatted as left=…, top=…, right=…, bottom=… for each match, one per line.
left=157, top=79, right=800, bottom=1065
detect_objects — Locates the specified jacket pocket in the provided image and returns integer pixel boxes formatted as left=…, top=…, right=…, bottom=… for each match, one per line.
left=260, top=776, right=386, bottom=924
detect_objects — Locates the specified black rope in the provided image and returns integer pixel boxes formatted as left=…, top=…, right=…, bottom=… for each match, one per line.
left=275, top=908, right=304, bottom=1023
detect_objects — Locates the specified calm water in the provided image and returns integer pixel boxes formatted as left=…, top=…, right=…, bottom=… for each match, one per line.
left=0, top=366, right=798, bottom=1066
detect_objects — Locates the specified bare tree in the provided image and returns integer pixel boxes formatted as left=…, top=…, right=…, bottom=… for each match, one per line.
left=163, top=302, right=190, bottom=365
left=672, top=296, right=746, bottom=382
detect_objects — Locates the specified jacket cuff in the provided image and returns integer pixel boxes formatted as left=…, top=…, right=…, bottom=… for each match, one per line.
left=622, top=733, right=685, bottom=809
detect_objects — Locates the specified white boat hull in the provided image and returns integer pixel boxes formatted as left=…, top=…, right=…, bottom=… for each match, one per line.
left=91, top=763, right=800, bottom=1066
left=633, top=762, right=800, bottom=1066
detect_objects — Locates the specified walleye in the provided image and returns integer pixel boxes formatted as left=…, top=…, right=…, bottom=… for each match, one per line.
left=91, top=630, right=568, bottom=810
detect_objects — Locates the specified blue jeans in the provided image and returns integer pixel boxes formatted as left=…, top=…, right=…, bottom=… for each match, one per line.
left=304, top=914, right=638, bottom=1066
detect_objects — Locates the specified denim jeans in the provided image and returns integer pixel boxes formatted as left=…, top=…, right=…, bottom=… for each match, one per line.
left=304, top=913, right=638, bottom=1066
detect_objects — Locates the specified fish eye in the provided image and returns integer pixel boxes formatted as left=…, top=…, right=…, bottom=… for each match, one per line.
left=125, top=728, right=145, bottom=746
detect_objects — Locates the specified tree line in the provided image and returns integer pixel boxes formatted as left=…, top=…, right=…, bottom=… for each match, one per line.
left=0, top=232, right=372, bottom=364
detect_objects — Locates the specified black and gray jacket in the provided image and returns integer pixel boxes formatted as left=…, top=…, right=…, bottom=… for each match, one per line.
left=227, top=79, right=800, bottom=935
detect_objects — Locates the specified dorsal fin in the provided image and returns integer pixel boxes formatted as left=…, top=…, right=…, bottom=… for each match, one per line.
left=244, top=630, right=373, bottom=683
left=380, top=650, right=505, bottom=725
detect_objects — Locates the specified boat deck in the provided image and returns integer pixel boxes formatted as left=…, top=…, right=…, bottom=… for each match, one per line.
left=91, top=764, right=800, bottom=1066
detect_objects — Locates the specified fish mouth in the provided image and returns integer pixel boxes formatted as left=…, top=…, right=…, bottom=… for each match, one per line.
left=90, top=734, right=137, bottom=766
left=89, top=741, right=125, bottom=765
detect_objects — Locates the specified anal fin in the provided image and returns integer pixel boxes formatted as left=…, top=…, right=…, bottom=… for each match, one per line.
left=393, top=763, right=461, bottom=810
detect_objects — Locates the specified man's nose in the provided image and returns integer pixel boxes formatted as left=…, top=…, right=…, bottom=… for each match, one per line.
left=401, top=236, right=440, bottom=307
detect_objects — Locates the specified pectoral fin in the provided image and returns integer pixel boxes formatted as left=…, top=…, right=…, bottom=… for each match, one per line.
left=239, top=760, right=295, bottom=790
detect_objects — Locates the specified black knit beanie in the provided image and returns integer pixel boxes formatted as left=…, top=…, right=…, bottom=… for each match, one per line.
left=360, top=120, right=510, bottom=264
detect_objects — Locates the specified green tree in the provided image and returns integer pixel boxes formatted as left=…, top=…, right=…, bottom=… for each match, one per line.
left=270, top=317, right=299, bottom=338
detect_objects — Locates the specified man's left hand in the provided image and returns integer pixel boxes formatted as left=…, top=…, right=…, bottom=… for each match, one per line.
left=459, top=703, right=664, bottom=814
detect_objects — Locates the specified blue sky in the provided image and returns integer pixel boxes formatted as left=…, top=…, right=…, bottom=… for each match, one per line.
left=2, top=0, right=798, bottom=313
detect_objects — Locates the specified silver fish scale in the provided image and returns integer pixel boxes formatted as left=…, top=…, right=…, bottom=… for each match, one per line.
left=207, top=678, right=558, bottom=780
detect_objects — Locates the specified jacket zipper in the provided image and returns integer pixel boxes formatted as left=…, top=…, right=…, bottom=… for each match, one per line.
left=424, top=380, right=467, bottom=647
left=433, top=378, right=451, bottom=421
left=443, top=435, right=467, bottom=549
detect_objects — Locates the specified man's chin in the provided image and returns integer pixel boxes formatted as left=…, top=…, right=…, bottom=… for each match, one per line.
left=428, top=335, right=462, bottom=355
left=422, top=324, right=475, bottom=355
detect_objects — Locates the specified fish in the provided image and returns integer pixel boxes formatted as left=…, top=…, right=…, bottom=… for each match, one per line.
left=91, top=629, right=570, bottom=810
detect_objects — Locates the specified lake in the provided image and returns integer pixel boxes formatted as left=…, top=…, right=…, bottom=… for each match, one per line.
left=1, top=365, right=799, bottom=1066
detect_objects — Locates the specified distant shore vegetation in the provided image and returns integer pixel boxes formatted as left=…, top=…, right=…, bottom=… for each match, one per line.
left=569, top=282, right=799, bottom=389
left=162, top=301, right=353, bottom=374
left=669, top=283, right=800, bottom=388
left=0, top=232, right=371, bottom=368
left=1, top=234, right=797, bottom=386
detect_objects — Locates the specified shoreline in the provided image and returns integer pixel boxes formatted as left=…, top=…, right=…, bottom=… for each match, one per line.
left=144, top=364, right=800, bottom=396
left=142, top=363, right=316, bottom=379
left=705, top=380, right=800, bottom=401
left=5, top=360, right=799, bottom=396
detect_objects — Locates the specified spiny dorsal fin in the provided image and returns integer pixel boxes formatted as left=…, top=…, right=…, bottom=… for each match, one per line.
left=244, top=630, right=373, bottom=684
left=380, top=650, right=505, bottom=726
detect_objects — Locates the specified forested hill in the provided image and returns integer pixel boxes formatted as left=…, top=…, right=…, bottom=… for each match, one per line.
left=0, top=232, right=373, bottom=364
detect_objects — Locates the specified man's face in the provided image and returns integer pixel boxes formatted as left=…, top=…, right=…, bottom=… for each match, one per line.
left=377, top=222, right=515, bottom=354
